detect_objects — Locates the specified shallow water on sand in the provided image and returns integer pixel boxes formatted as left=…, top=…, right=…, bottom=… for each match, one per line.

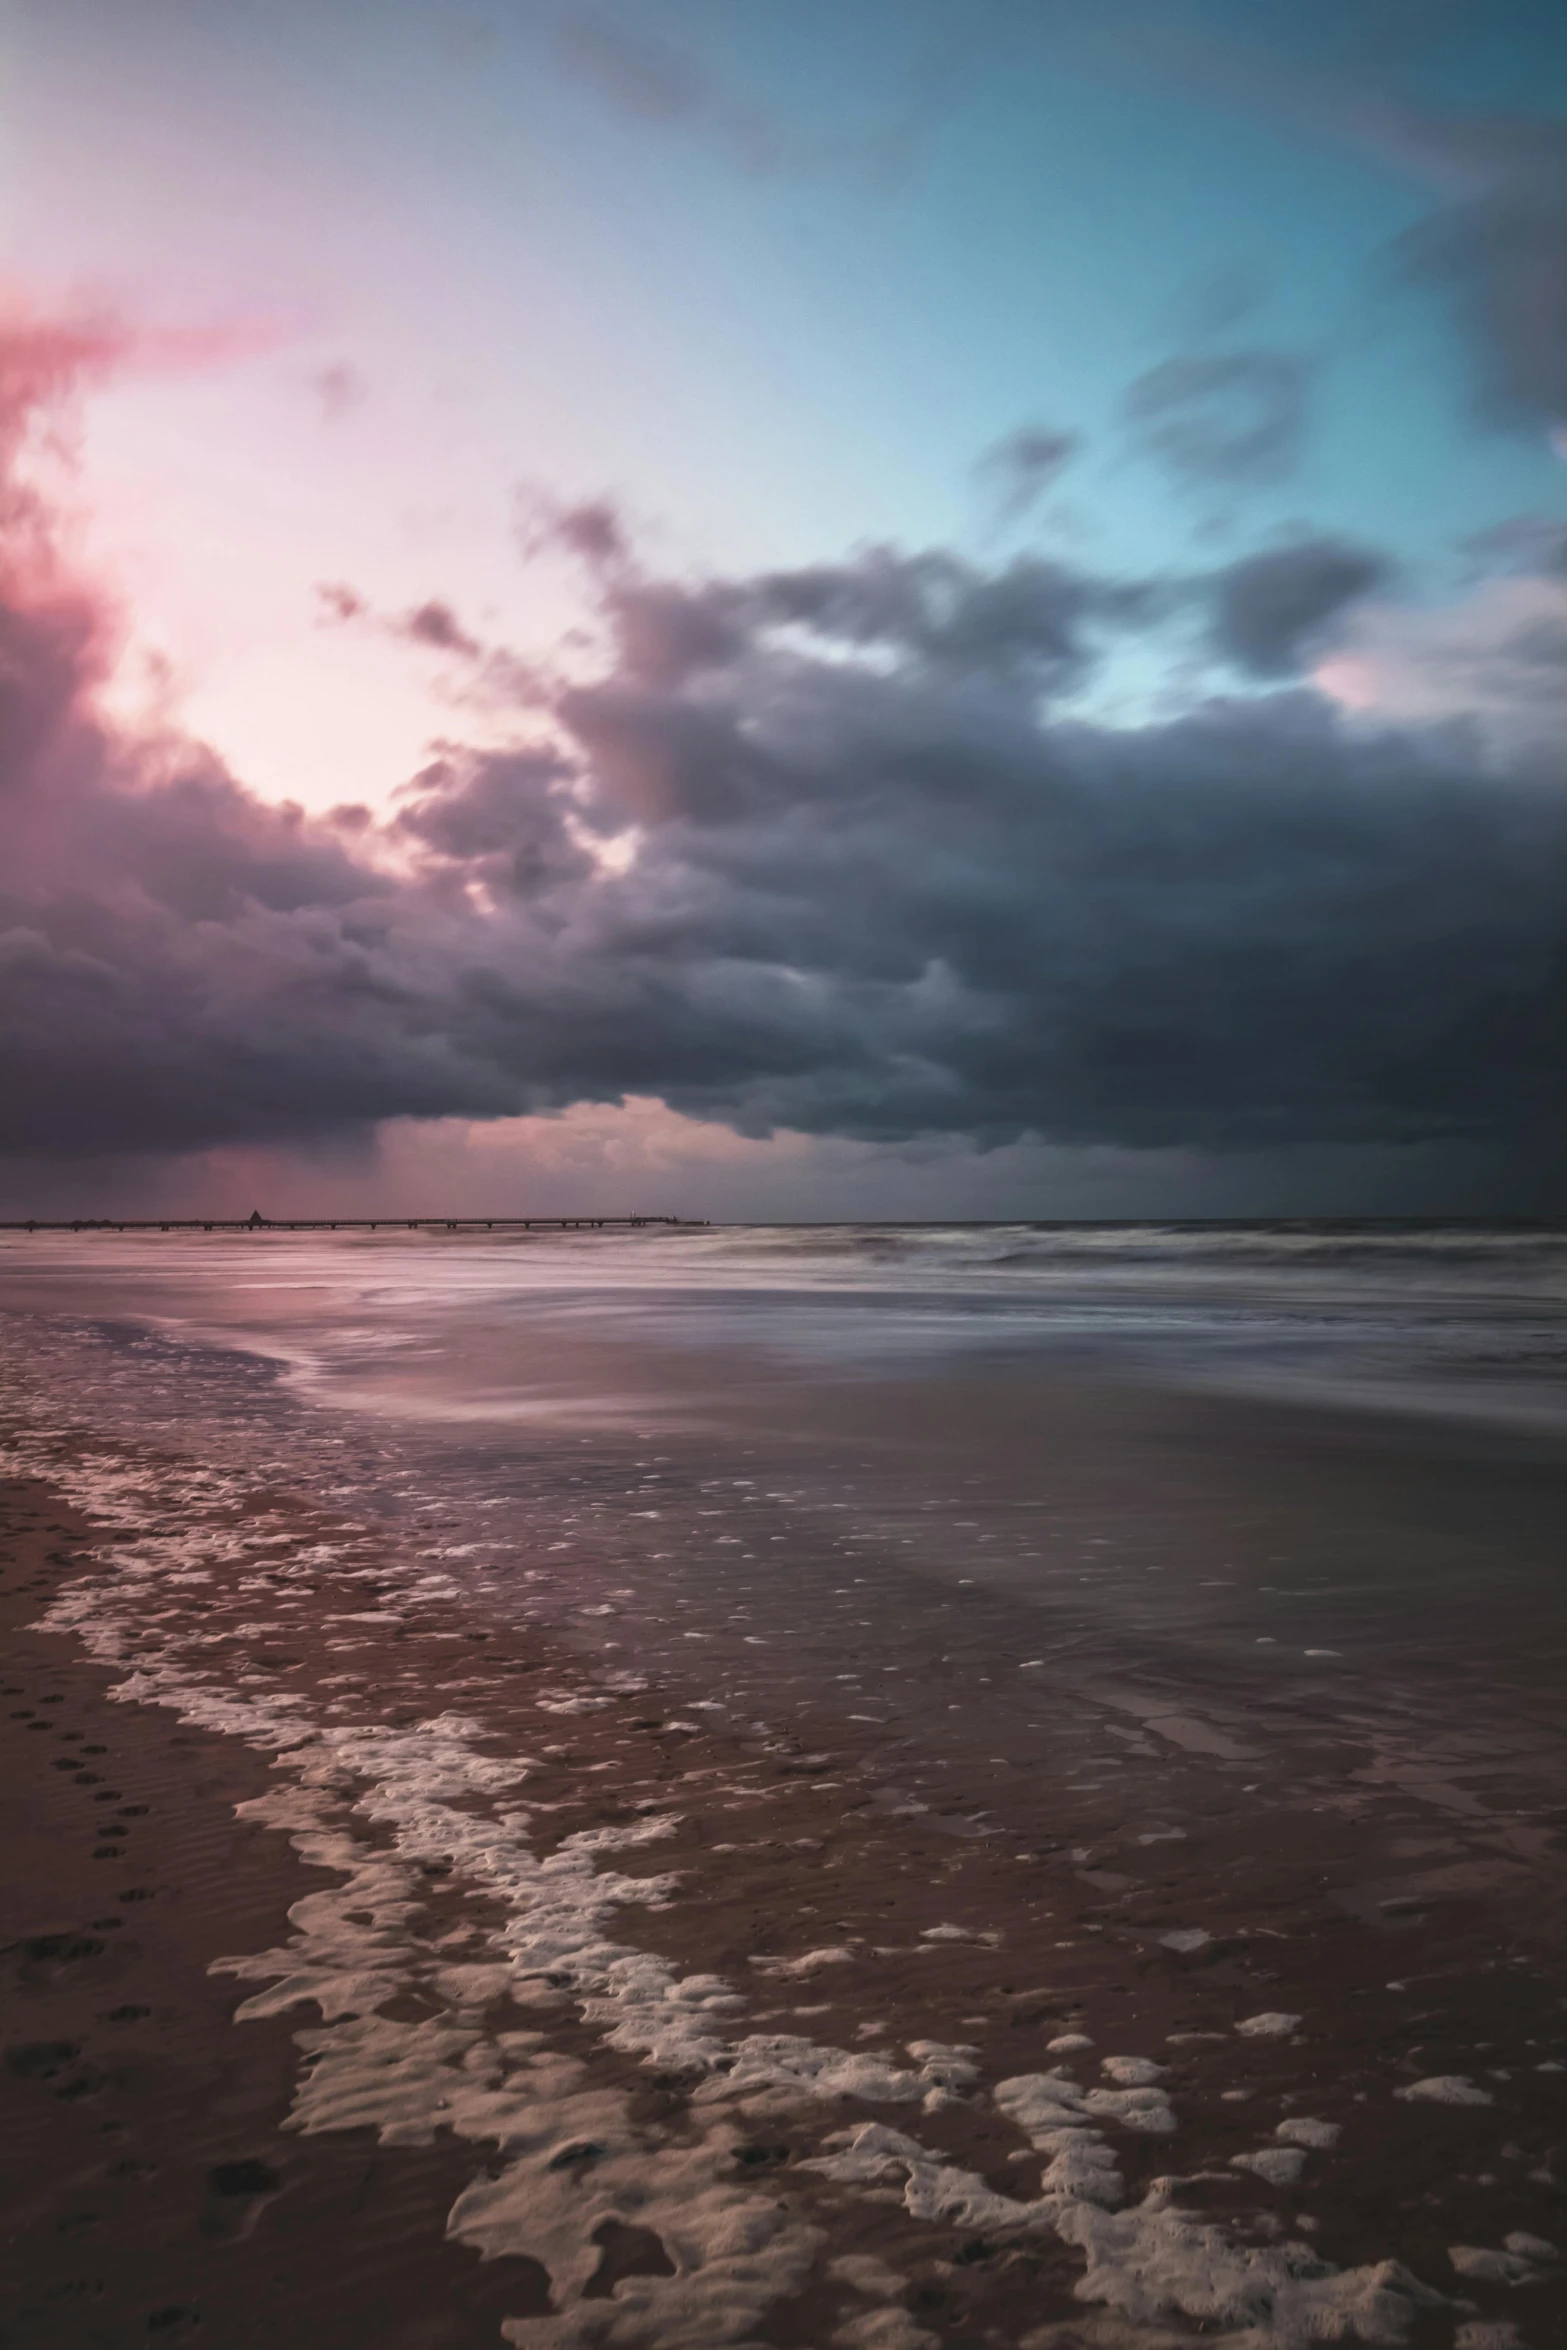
left=3, top=1222, right=1567, bottom=1869
left=6, top=1225, right=1567, bottom=2343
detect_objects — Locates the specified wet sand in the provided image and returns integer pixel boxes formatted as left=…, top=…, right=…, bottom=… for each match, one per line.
left=0, top=1481, right=576, bottom=2348
left=4, top=1422, right=1567, bottom=2349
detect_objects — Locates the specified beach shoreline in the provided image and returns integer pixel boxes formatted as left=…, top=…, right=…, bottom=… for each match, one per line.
left=4, top=1417, right=1567, bottom=2347
left=0, top=1475, right=557, bottom=2348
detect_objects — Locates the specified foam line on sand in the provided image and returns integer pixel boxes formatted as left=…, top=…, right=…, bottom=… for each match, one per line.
left=0, top=1422, right=1536, bottom=2349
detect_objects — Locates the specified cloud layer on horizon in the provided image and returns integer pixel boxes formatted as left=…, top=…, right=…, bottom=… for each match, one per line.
left=1, top=316, right=1563, bottom=1202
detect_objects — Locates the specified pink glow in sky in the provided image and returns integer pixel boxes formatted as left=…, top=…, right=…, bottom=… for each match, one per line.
left=1310, top=653, right=1381, bottom=711
left=0, top=6, right=797, bottom=811
left=75, top=355, right=576, bottom=811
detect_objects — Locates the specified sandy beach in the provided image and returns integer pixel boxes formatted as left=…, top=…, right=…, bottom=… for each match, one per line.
left=5, top=1347, right=1567, bottom=2346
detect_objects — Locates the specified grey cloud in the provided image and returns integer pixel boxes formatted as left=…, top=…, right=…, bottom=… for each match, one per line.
left=1391, top=111, right=1567, bottom=434
left=392, top=750, right=582, bottom=877
left=545, top=532, right=1127, bottom=693
left=1122, top=351, right=1315, bottom=490
left=398, top=600, right=485, bottom=658
left=318, top=583, right=481, bottom=656
left=548, top=8, right=926, bottom=184
left=553, top=10, right=722, bottom=133
left=975, top=427, right=1081, bottom=523
left=1210, top=537, right=1390, bottom=674
left=516, top=490, right=633, bottom=572
left=601, top=581, right=751, bottom=690
left=317, top=581, right=368, bottom=624
left=310, top=363, right=366, bottom=423
left=740, top=549, right=1103, bottom=686
left=1463, top=514, right=1567, bottom=578
left=317, top=583, right=545, bottom=711
left=1083, top=19, right=1567, bottom=443
left=0, top=332, right=1560, bottom=1185
left=1163, top=260, right=1268, bottom=346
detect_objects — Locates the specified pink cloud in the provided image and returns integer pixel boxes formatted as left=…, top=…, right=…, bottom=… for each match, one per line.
left=1313, top=573, right=1567, bottom=755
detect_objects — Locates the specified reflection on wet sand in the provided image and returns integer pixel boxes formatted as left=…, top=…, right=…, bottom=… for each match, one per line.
left=3, top=1225, right=1567, bottom=2342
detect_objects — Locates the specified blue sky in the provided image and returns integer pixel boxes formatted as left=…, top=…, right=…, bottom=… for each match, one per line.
left=12, top=0, right=1564, bottom=584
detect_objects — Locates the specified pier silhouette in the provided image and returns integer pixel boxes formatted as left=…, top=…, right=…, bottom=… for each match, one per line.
left=0, top=1215, right=705, bottom=1234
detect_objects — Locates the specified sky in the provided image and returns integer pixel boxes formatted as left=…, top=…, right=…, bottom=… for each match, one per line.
left=1, top=0, right=1565, bottom=1219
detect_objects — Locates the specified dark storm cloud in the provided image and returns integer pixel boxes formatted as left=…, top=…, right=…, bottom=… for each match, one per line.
left=737, top=549, right=1108, bottom=685
left=526, top=516, right=1132, bottom=690
left=1121, top=351, right=1315, bottom=490
left=1209, top=537, right=1390, bottom=675
left=1, top=321, right=1562, bottom=1180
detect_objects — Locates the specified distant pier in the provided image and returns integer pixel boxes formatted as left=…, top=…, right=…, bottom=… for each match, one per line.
left=0, top=1215, right=706, bottom=1235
